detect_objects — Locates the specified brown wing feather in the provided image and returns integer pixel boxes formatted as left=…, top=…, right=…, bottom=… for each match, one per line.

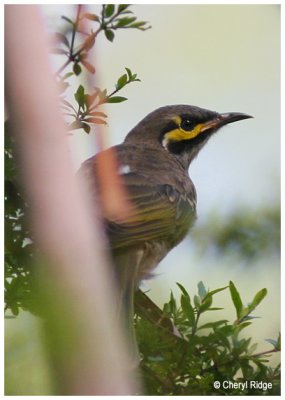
left=106, top=172, right=196, bottom=250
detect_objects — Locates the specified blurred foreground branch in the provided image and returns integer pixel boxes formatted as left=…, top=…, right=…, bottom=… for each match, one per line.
left=5, top=5, right=140, bottom=395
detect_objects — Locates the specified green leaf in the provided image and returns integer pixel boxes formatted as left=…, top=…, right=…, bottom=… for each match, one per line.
left=11, top=304, right=19, bottom=316
left=248, top=342, right=258, bottom=355
left=118, top=4, right=130, bottom=13
left=105, top=29, right=115, bottom=42
left=104, top=4, right=115, bottom=18
left=106, top=96, right=127, bottom=103
left=82, top=122, right=91, bottom=133
left=61, top=16, right=74, bottom=26
left=129, top=21, right=149, bottom=29
left=193, top=295, right=200, bottom=308
left=74, top=85, right=85, bottom=107
left=116, top=73, right=128, bottom=90
left=276, top=332, right=281, bottom=350
left=125, top=67, right=133, bottom=80
left=73, top=63, right=82, bottom=76
left=199, top=295, right=213, bottom=313
left=181, top=294, right=195, bottom=326
left=229, top=281, right=243, bottom=319
left=198, top=320, right=228, bottom=330
left=207, top=285, right=229, bottom=297
left=250, top=288, right=267, bottom=310
left=198, top=281, right=207, bottom=300
left=176, top=282, right=188, bottom=297
left=234, top=321, right=252, bottom=333
left=169, top=290, right=177, bottom=314
left=115, top=16, right=136, bottom=27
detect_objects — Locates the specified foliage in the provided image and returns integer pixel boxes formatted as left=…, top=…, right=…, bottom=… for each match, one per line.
left=65, top=67, right=140, bottom=133
left=4, top=124, right=36, bottom=316
left=135, top=282, right=280, bottom=395
left=191, top=207, right=280, bottom=261
left=52, top=4, right=150, bottom=131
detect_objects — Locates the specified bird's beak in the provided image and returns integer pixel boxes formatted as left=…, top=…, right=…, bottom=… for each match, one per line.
left=201, top=112, right=253, bottom=133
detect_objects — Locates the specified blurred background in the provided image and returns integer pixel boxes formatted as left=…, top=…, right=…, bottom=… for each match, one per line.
left=5, top=4, right=280, bottom=394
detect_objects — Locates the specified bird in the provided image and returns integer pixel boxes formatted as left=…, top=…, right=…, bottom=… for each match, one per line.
left=80, top=104, right=252, bottom=356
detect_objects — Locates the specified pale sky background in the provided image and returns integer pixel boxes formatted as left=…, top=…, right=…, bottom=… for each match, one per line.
left=6, top=6, right=279, bottom=379
left=40, top=4, right=280, bottom=350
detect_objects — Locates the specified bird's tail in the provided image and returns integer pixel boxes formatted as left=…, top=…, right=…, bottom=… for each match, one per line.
left=113, top=249, right=141, bottom=362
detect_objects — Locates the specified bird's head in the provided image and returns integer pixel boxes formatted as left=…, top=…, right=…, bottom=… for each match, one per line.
left=124, top=105, right=252, bottom=167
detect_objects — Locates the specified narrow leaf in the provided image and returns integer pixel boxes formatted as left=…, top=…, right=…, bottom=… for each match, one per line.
left=125, top=67, right=133, bottom=80
left=73, top=63, right=82, bottom=76
left=176, top=282, right=188, bottom=297
left=118, top=4, right=130, bottom=12
left=106, top=96, right=127, bottom=103
left=194, top=295, right=200, bottom=308
left=181, top=295, right=195, bottom=326
left=199, top=295, right=213, bottom=313
left=229, top=281, right=243, bottom=319
left=82, top=122, right=91, bottom=133
left=207, top=285, right=229, bottom=297
left=129, top=21, right=149, bottom=29
left=74, top=85, right=85, bottom=107
left=104, top=4, right=115, bottom=18
left=250, top=288, right=267, bottom=310
left=116, top=73, right=128, bottom=90
left=61, top=16, right=74, bottom=26
left=198, top=320, right=228, bottom=330
left=105, top=29, right=115, bottom=42
left=115, top=17, right=136, bottom=27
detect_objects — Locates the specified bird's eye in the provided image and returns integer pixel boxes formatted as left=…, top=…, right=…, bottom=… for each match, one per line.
left=180, top=119, right=194, bottom=131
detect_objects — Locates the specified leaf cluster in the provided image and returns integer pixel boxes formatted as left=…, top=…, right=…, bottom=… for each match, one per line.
left=135, top=281, right=280, bottom=395
left=52, top=5, right=149, bottom=76
left=4, top=123, right=35, bottom=316
left=63, top=68, right=140, bottom=133
left=192, top=208, right=280, bottom=261
left=51, top=5, right=148, bottom=133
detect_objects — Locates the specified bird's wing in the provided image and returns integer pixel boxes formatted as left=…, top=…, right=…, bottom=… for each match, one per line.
left=106, top=172, right=196, bottom=250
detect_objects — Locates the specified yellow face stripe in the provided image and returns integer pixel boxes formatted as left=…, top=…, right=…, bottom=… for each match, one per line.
left=164, top=123, right=204, bottom=144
